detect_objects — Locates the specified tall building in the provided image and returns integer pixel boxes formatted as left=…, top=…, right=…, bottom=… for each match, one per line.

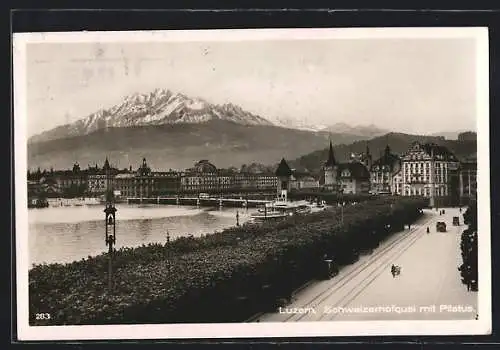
left=324, top=141, right=338, bottom=193
left=114, top=158, right=182, bottom=198
left=86, top=158, right=121, bottom=195
left=338, top=161, right=371, bottom=194
left=52, top=162, right=87, bottom=195
left=275, top=158, right=293, bottom=200
left=400, top=142, right=460, bottom=205
left=459, top=157, right=477, bottom=205
left=322, top=141, right=370, bottom=195
left=370, top=145, right=401, bottom=194
left=360, top=143, right=373, bottom=170
left=290, top=171, right=320, bottom=191
left=181, top=160, right=219, bottom=193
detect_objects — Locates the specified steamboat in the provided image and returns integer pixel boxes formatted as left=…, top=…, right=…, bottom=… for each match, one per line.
left=250, top=193, right=326, bottom=222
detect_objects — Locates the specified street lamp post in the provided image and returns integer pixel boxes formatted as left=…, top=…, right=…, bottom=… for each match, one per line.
left=104, top=197, right=117, bottom=291
left=104, top=164, right=117, bottom=292
left=339, top=187, right=344, bottom=226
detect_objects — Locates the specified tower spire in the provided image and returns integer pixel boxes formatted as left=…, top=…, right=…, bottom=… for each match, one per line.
left=103, top=156, right=110, bottom=171
left=325, top=140, right=336, bottom=167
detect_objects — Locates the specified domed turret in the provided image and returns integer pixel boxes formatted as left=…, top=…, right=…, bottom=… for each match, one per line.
left=193, top=160, right=217, bottom=174
left=137, top=157, right=152, bottom=176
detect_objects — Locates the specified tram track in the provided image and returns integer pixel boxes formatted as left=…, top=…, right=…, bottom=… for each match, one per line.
left=319, top=216, right=432, bottom=321
left=281, top=212, right=438, bottom=322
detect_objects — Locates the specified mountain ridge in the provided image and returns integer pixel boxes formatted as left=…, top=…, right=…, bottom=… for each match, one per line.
left=320, top=122, right=390, bottom=138
left=29, top=88, right=274, bottom=144
left=28, top=120, right=375, bottom=171
left=289, top=131, right=477, bottom=174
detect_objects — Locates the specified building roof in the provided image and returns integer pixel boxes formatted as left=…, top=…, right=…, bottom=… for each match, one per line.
left=403, top=142, right=458, bottom=162
left=337, top=161, right=370, bottom=180
left=296, top=175, right=317, bottom=181
left=371, top=145, right=400, bottom=169
left=193, top=160, right=217, bottom=173
left=275, top=158, right=293, bottom=177
left=115, top=173, right=135, bottom=179
left=292, top=170, right=311, bottom=178
left=421, top=143, right=458, bottom=161
left=137, top=158, right=152, bottom=176
left=152, top=171, right=181, bottom=177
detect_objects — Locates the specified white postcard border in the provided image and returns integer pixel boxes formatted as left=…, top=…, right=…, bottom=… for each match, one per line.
left=13, top=27, right=491, bottom=340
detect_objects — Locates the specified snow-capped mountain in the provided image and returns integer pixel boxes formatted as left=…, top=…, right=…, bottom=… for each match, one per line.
left=321, top=122, right=389, bottom=138
left=29, top=88, right=274, bottom=143
left=267, top=118, right=387, bottom=135
left=269, top=116, right=327, bottom=132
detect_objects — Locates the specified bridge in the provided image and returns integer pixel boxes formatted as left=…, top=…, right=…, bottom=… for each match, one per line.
left=126, top=196, right=273, bottom=208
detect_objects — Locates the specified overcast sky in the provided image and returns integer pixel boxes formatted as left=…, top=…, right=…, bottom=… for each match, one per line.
left=26, top=37, right=477, bottom=137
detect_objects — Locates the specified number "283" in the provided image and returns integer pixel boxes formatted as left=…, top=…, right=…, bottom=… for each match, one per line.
left=35, top=313, right=51, bottom=320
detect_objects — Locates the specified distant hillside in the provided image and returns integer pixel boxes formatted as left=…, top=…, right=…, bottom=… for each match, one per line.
left=429, top=130, right=477, bottom=140
left=457, top=131, right=477, bottom=142
left=28, top=120, right=374, bottom=171
left=290, top=132, right=477, bottom=173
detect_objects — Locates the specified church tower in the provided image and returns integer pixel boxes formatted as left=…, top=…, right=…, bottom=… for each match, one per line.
left=364, top=143, right=373, bottom=169
left=324, top=141, right=338, bottom=192
left=103, top=157, right=111, bottom=172
left=275, top=158, right=293, bottom=201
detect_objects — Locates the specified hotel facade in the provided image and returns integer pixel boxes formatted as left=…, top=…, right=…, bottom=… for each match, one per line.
left=393, top=142, right=462, bottom=205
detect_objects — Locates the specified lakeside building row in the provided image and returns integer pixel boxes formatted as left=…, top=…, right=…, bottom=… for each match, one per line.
left=28, top=141, right=477, bottom=205
left=28, top=158, right=321, bottom=198
left=317, top=140, right=476, bottom=205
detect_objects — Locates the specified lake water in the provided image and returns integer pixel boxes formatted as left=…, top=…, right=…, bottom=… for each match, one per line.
left=28, top=204, right=252, bottom=265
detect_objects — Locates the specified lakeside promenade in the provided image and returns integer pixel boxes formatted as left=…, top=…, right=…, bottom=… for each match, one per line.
left=257, top=207, right=476, bottom=322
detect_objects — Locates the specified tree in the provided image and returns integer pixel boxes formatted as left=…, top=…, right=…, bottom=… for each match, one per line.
left=463, top=203, right=477, bottom=228
left=459, top=202, right=478, bottom=291
left=105, top=189, right=115, bottom=203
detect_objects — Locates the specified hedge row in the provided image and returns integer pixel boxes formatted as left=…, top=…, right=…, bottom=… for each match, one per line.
left=287, top=191, right=378, bottom=204
left=29, top=197, right=427, bottom=325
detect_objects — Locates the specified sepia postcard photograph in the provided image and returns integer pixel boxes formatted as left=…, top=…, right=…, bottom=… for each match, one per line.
left=13, top=27, right=491, bottom=340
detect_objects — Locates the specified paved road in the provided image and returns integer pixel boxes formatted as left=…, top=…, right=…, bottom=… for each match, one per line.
left=258, top=207, right=477, bottom=322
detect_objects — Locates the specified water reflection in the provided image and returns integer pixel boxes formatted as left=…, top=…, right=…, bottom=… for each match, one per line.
left=29, top=204, right=250, bottom=265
